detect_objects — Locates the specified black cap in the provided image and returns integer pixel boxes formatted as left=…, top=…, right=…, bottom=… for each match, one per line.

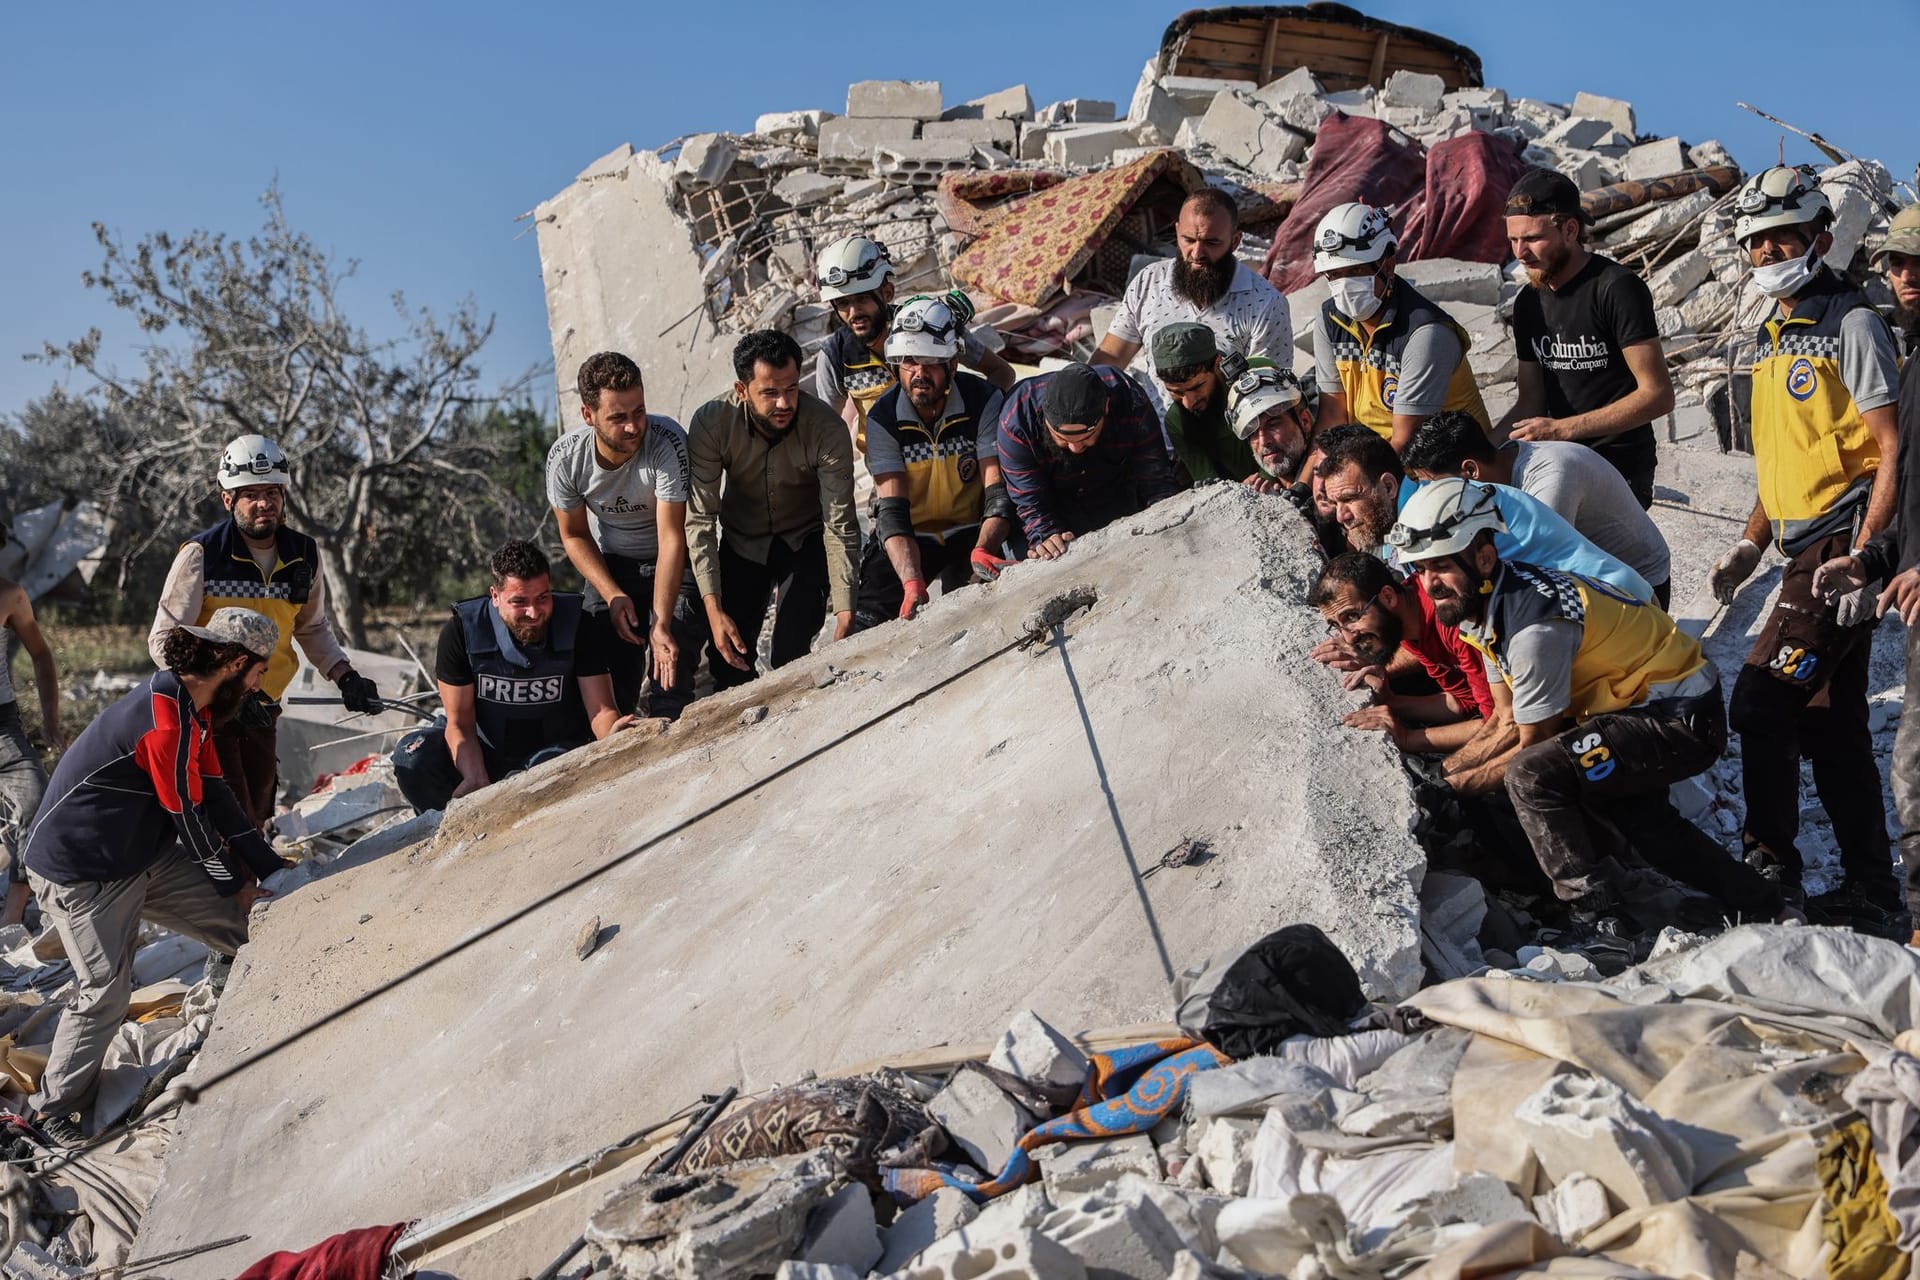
left=1042, top=363, right=1110, bottom=430
left=1505, top=167, right=1589, bottom=224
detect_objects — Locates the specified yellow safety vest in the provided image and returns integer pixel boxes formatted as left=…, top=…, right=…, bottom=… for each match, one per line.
left=1322, top=278, right=1490, bottom=441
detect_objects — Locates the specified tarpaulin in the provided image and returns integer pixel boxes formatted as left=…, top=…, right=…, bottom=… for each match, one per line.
left=234, top=1223, right=407, bottom=1280
left=1261, top=113, right=1426, bottom=294
left=1398, top=131, right=1533, bottom=265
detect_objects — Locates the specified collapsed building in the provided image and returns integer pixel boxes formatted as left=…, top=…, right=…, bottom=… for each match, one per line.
left=0, top=5, right=1904, bottom=1280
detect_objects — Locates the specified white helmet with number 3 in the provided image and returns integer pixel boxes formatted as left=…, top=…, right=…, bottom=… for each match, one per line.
left=218, top=434, right=290, bottom=491
left=1733, top=166, right=1831, bottom=246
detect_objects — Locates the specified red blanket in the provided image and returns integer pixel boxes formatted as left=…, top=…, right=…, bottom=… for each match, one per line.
left=235, top=1223, right=407, bottom=1280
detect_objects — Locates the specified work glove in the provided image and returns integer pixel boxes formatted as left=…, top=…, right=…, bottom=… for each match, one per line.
left=235, top=690, right=278, bottom=732
left=337, top=669, right=381, bottom=715
left=899, top=579, right=930, bottom=620
left=970, top=547, right=1015, bottom=583
left=1834, top=583, right=1876, bottom=629
left=1709, top=538, right=1762, bottom=605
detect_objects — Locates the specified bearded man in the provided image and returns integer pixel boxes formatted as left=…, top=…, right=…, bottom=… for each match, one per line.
left=24, top=608, right=289, bottom=1146
left=391, top=540, right=627, bottom=814
left=1501, top=168, right=1676, bottom=508
left=1093, top=189, right=1293, bottom=408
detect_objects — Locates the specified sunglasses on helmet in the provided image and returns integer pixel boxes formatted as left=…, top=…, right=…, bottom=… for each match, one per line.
left=1385, top=484, right=1499, bottom=551
left=1314, top=225, right=1379, bottom=253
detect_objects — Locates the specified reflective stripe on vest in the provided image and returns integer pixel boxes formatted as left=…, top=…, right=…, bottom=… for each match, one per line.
left=186, top=520, right=316, bottom=702
left=1322, top=280, right=1491, bottom=441
left=1749, top=274, right=1886, bottom=550
left=453, top=593, right=591, bottom=756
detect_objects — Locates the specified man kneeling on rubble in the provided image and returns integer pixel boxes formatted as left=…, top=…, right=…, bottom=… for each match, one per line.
left=1392, top=479, right=1782, bottom=952
left=23, top=608, right=286, bottom=1147
left=393, top=540, right=626, bottom=813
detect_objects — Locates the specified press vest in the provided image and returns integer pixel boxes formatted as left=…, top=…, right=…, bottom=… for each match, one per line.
left=823, top=327, right=896, bottom=452
left=186, top=520, right=317, bottom=701
left=1321, top=279, right=1491, bottom=440
left=1463, top=561, right=1706, bottom=721
left=453, top=593, right=591, bottom=758
left=865, top=373, right=1000, bottom=542
left=1749, top=270, right=1888, bottom=553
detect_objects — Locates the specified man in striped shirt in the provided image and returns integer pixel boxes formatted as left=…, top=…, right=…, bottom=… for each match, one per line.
left=22, top=607, right=285, bottom=1145
left=996, top=363, right=1179, bottom=561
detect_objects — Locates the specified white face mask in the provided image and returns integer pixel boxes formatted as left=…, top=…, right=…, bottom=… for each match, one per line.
left=1330, top=273, right=1383, bottom=322
left=1751, top=248, right=1820, bottom=300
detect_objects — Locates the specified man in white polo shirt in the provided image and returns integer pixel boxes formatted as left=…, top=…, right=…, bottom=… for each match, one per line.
left=1093, top=188, right=1293, bottom=406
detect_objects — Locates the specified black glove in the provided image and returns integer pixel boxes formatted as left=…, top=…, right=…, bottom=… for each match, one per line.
left=1280, top=481, right=1314, bottom=516
left=235, top=690, right=278, bottom=732
left=337, top=670, right=381, bottom=715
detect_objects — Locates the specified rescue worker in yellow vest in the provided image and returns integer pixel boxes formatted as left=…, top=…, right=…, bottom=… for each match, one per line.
left=1399, top=479, right=1782, bottom=957
left=854, top=295, right=1017, bottom=629
left=812, top=236, right=1015, bottom=448
left=1310, top=203, right=1491, bottom=451
left=149, top=436, right=379, bottom=829
left=1706, top=166, right=1905, bottom=936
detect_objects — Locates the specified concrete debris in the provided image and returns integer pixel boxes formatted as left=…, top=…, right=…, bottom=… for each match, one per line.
left=928, top=1063, right=1038, bottom=1174
left=1571, top=90, right=1637, bottom=137
left=1380, top=69, right=1446, bottom=113
left=1533, top=1170, right=1612, bottom=1245
left=848, top=80, right=943, bottom=120
left=1036, top=1194, right=1186, bottom=1280
left=876, top=1187, right=981, bottom=1275
left=988, top=1010, right=1090, bottom=1102
left=894, top=1230, right=1087, bottom=1280
left=1196, top=92, right=1305, bottom=177
left=1515, top=1070, right=1694, bottom=1210
left=796, top=1182, right=883, bottom=1273
left=1037, top=1134, right=1163, bottom=1201
left=584, top=1151, right=841, bottom=1279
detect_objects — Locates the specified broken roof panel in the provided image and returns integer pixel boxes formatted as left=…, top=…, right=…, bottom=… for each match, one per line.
left=1157, top=4, right=1484, bottom=93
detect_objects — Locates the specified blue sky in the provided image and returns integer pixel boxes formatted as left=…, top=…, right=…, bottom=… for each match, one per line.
left=2, top=1, right=1912, bottom=421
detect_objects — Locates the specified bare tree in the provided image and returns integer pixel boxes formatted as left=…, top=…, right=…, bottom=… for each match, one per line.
left=40, top=186, right=533, bottom=644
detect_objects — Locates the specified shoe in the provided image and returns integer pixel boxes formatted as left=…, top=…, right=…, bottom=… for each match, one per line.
left=1544, top=909, right=1649, bottom=976
left=1806, top=883, right=1911, bottom=941
left=32, top=1112, right=84, bottom=1150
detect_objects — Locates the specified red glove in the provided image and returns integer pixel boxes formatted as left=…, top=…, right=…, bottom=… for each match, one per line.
left=970, top=547, right=1015, bottom=582
left=899, top=579, right=930, bottom=619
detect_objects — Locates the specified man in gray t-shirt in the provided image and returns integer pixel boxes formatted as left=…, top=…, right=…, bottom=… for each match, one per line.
left=1404, top=411, right=1672, bottom=605
left=547, top=352, right=703, bottom=719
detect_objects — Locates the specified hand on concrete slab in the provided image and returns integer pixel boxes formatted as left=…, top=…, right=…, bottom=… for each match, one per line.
left=1310, top=637, right=1364, bottom=670
left=1029, top=532, right=1076, bottom=560
left=235, top=880, right=273, bottom=913
left=1244, top=474, right=1286, bottom=495
left=970, top=546, right=1015, bottom=582
left=1507, top=417, right=1571, bottom=442
left=1709, top=538, right=1762, bottom=605
left=710, top=611, right=752, bottom=669
left=649, top=623, right=678, bottom=690
left=1880, top=567, right=1920, bottom=626
left=1340, top=664, right=1388, bottom=696
left=452, top=764, right=490, bottom=799
left=899, top=579, right=930, bottom=619
left=832, top=610, right=856, bottom=641
left=608, top=595, right=645, bottom=645
left=1343, top=704, right=1400, bottom=740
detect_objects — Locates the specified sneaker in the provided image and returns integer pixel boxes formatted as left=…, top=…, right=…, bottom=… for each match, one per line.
left=32, top=1112, right=84, bottom=1150
left=1807, top=884, right=1911, bottom=941
left=1545, top=909, right=1649, bottom=975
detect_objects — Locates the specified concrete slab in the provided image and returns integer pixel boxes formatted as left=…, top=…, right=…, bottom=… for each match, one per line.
left=131, top=488, right=1425, bottom=1275
left=848, top=80, right=942, bottom=121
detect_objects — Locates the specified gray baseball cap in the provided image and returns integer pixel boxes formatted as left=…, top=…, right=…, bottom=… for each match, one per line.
left=179, top=607, right=280, bottom=659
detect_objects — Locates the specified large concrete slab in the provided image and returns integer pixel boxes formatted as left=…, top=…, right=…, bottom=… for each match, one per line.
left=131, top=487, right=1425, bottom=1275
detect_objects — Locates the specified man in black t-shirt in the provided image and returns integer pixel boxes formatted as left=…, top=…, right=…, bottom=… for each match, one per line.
left=392, top=540, right=627, bottom=813
left=1504, top=169, right=1676, bottom=508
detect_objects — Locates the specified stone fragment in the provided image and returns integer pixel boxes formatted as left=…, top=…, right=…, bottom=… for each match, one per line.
left=1624, top=137, right=1689, bottom=182
left=1158, top=77, right=1253, bottom=111
left=1444, top=87, right=1510, bottom=131
left=4, top=1244, right=83, bottom=1280
left=900, top=1182, right=1055, bottom=1274
left=674, top=133, right=737, bottom=190
left=585, top=1151, right=838, bottom=1280
left=574, top=915, right=601, bottom=960
left=818, top=116, right=917, bottom=163
left=1018, top=124, right=1054, bottom=161
left=893, top=1229, right=1087, bottom=1280
left=1419, top=869, right=1487, bottom=978
left=1196, top=92, right=1304, bottom=175
left=1689, top=139, right=1737, bottom=171
left=1037, top=99, right=1118, bottom=125
left=1515, top=1071, right=1693, bottom=1210
left=772, top=171, right=843, bottom=207
left=1405, top=1171, right=1534, bottom=1228
left=1544, top=116, right=1632, bottom=157
left=798, top=1182, right=883, bottom=1273
left=1128, top=83, right=1189, bottom=147
left=944, top=85, right=1033, bottom=122
left=1571, top=91, right=1636, bottom=138
left=930, top=1063, right=1037, bottom=1174
left=1192, top=1117, right=1258, bottom=1196
left=877, top=1188, right=981, bottom=1275
left=1822, top=159, right=1894, bottom=272
left=1036, top=1135, right=1161, bottom=1199
left=1557, top=152, right=1612, bottom=193
left=1251, top=76, right=1332, bottom=135
left=1381, top=70, right=1445, bottom=113
left=1320, top=87, right=1377, bottom=118
left=1649, top=249, right=1711, bottom=308
left=1607, top=188, right=1718, bottom=247
left=739, top=704, right=770, bottom=726
left=922, top=118, right=1018, bottom=149
left=774, top=1267, right=857, bottom=1280
left=1044, top=123, right=1136, bottom=168
left=1038, top=1195, right=1185, bottom=1280
left=1397, top=259, right=1504, bottom=308
left=848, top=79, right=942, bottom=120
left=989, top=1010, right=1090, bottom=1098
left=1532, top=1170, right=1613, bottom=1244
left=754, top=110, right=834, bottom=140
left=1259, top=66, right=1323, bottom=101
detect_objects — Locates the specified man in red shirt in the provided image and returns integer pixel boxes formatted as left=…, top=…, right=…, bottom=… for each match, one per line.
left=1310, top=552, right=1513, bottom=761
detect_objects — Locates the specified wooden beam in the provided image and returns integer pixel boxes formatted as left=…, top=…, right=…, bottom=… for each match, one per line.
left=1369, top=31, right=1390, bottom=88
left=1260, top=18, right=1279, bottom=84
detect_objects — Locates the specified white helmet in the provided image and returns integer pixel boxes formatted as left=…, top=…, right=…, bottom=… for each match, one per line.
left=1386, top=478, right=1507, bottom=563
left=218, top=434, right=290, bottom=490
left=1734, top=166, right=1831, bottom=245
left=816, top=234, right=894, bottom=300
left=1312, top=202, right=1397, bottom=274
left=883, top=295, right=964, bottom=362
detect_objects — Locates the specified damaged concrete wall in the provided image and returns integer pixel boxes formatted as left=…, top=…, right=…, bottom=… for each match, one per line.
left=130, top=487, right=1424, bottom=1275
left=536, top=144, right=740, bottom=426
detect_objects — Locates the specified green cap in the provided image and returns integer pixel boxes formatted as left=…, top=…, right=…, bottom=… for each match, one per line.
left=1150, top=321, right=1218, bottom=375
left=1872, top=205, right=1920, bottom=270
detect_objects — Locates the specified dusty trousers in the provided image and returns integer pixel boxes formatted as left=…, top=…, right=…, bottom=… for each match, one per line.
left=1504, top=684, right=1782, bottom=924
left=211, top=714, right=277, bottom=831
left=1892, top=623, right=1920, bottom=923
left=0, top=702, right=47, bottom=885
left=27, top=848, right=249, bottom=1121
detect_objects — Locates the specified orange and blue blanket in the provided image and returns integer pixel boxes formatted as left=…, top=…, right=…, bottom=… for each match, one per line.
left=883, top=1037, right=1228, bottom=1205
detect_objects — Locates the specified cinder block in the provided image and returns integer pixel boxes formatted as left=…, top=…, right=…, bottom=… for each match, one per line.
left=1258, top=67, right=1323, bottom=101
left=1038, top=1195, right=1185, bottom=1280
left=1128, top=83, right=1189, bottom=147
left=922, top=118, right=1018, bottom=149
left=1158, top=76, right=1253, bottom=110
left=754, top=110, right=834, bottom=140
left=1192, top=1117, right=1258, bottom=1196
left=893, top=1229, right=1088, bottom=1280
left=1571, top=91, right=1636, bottom=138
left=1544, top=116, right=1632, bottom=157
left=1382, top=69, right=1445, bottom=113
left=1044, top=123, right=1137, bottom=168
left=849, top=79, right=942, bottom=121
left=1196, top=92, right=1304, bottom=175
left=818, top=116, right=917, bottom=163
left=1036, top=99, right=1118, bottom=125
left=989, top=1011, right=1090, bottom=1097
left=1649, top=249, right=1711, bottom=309
left=772, top=171, right=842, bottom=207
left=877, top=1188, right=981, bottom=1275
left=1398, top=259, right=1504, bottom=308
left=944, top=85, right=1033, bottom=122
left=1624, top=137, right=1688, bottom=182
left=1036, top=1135, right=1161, bottom=1200
left=1515, top=1071, right=1693, bottom=1210
left=797, top=1183, right=882, bottom=1273
left=930, top=1063, right=1038, bottom=1174
left=674, top=133, right=737, bottom=190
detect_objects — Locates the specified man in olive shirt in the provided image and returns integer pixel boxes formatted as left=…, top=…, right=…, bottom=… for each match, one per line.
left=686, top=331, right=860, bottom=690
left=1151, top=321, right=1263, bottom=486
